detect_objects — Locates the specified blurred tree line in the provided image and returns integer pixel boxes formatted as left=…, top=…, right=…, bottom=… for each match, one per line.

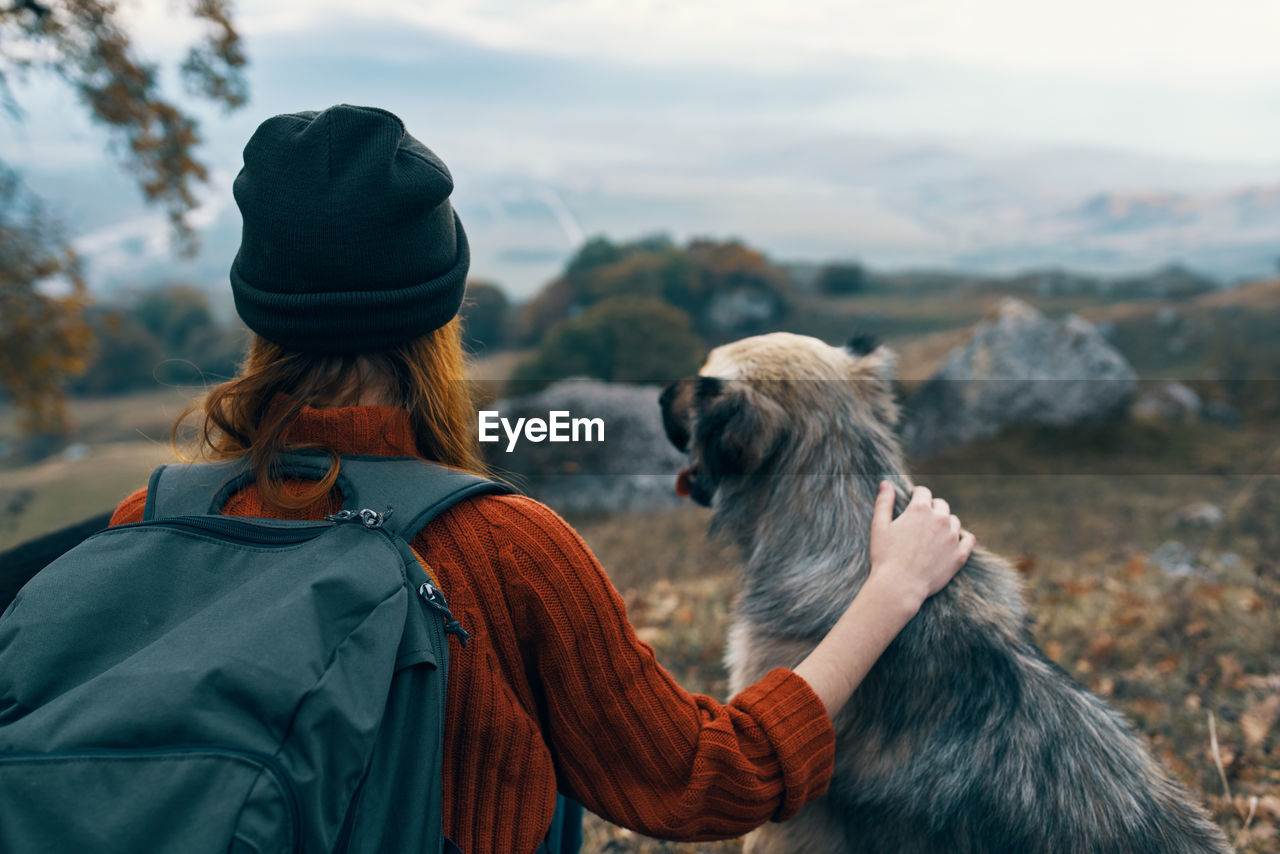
left=69, top=285, right=246, bottom=394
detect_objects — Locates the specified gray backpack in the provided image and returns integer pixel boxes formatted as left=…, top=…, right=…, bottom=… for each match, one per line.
left=0, top=453, right=509, bottom=854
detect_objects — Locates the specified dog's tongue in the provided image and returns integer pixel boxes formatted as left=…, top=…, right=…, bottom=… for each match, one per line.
left=675, top=465, right=694, bottom=497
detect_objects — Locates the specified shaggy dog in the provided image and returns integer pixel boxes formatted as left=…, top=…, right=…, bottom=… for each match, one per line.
left=660, top=332, right=1230, bottom=853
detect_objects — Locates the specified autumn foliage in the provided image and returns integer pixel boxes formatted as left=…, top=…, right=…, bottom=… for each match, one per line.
left=0, top=0, right=247, bottom=431
left=0, top=168, right=90, bottom=432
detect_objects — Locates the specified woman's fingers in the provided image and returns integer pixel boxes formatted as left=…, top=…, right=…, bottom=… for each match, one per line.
left=932, top=497, right=950, bottom=517
left=949, top=514, right=962, bottom=537
left=910, top=485, right=933, bottom=508
left=872, top=481, right=895, bottom=538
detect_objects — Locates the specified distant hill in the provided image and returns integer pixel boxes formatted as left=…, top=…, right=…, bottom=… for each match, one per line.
left=23, top=135, right=1280, bottom=306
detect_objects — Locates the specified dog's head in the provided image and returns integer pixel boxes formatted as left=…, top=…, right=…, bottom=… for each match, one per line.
left=660, top=332, right=899, bottom=506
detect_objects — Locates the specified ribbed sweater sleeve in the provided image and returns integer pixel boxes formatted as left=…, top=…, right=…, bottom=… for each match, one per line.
left=477, top=494, right=834, bottom=839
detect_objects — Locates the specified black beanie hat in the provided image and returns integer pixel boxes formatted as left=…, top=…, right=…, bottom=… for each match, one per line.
left=230, top=104, right=469, bottom=353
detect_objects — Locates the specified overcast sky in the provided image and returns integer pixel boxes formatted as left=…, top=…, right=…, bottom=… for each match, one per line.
left=130, top=0, right=1280, bottom=85
left=102, top=0, right=1280, bottom=162
left=9, top=1, right=1280, bottom=294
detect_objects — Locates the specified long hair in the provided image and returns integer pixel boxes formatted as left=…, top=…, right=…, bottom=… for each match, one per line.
left=174, top=317, right=488, bottom=510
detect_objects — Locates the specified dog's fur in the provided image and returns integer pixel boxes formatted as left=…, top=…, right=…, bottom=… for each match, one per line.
left=660, top=332, right=1231, bottom=854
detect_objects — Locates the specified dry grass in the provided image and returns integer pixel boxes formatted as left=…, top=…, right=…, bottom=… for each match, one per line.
left=0, top=388, right=201, bottom=549
left=0, top=440, right=174, bottom=549
left=0, top=387, right=200, bottom=446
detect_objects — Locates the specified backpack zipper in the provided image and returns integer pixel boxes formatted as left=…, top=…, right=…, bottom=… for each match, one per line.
left=416, top=579, right=472, bottom=647
left=111, top=514, right=474, bottom=645
left=104, top=516, right=337, bottom=545
left=322, top=508, right=473, bottom=647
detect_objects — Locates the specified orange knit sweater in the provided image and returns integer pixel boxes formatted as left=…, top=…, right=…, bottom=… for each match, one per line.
left=110, top=404, right=835, bottom=853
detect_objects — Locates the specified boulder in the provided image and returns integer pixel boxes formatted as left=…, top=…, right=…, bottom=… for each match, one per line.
left=483, top=379, right=687, bottom=514
left=703, top=288, right=783, bottom=334
left=1201, top=400, right=1243, bottom=427
left=1171, top=501, right=1224, bottom=530
left=1148, top=540, right=1203, bottom=579
left=1132, top=381, right=1202, bottom=421
left=902, top=298, right=1138, bottom=457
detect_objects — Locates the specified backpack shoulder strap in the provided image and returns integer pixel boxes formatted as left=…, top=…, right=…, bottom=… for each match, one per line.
left=334, top=456, right=513, bottom=541
left=144, top=459, right=244, bottom=520
left=145, top=452, right=513, bottom=539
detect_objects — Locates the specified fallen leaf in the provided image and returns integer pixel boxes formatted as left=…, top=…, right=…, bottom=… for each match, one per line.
left=1088, top=633, right=1117, bottom=661
left=1255, top=794, right=1280, bottom=820
left=1241, top=694, right=1280, bottom=748
left=1061, top=578, right=1099, bottom=595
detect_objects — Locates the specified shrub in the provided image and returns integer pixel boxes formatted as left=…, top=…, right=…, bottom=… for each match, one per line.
left=814, top=262, right=867, bottom=295
left=460, top=280, right=509, bottom=354
left=511, top=297, right=703, bottom=389
left=517, top=235, right=790, bottom=345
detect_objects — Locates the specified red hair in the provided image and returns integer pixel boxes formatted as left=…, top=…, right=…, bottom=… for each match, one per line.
left=174, top=318, right=488, bottom=509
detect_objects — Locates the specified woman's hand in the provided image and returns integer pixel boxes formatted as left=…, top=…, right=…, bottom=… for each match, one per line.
left=793, top=481, right=975, bottom=719
left=867, top=482, right=975, bottom=615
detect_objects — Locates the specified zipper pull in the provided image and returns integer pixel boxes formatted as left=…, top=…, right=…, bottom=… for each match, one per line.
left=326, top=506, right=395, bottom=529
left=418, top=581, right=472, bottom=647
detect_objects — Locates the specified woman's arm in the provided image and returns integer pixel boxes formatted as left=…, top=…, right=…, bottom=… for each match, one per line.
left=495, top=495, right=834, bottom=840
left=497, top=484, right=971, bottom=840
left=794, top=482, right=975, bottom=717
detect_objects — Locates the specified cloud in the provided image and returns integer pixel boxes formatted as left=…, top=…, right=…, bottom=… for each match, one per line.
left=101, top=1, right=1280, bottom=165
left=181, top=0, right=1280, bottom=87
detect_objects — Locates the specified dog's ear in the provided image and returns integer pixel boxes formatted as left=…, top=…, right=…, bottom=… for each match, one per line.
left=850, top=344, right=897, bottom=384
left=845, top=332, right=878, bottom=357
left=660, top=378, right=694, bottom=452
left=694, top=378, right=785, bottom=480
left=847, top=345, right=900, bottom=425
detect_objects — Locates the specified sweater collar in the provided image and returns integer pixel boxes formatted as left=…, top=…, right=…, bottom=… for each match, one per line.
left=282, top=404, right=419, bottom=458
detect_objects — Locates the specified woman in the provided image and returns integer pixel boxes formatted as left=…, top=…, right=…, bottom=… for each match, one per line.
left=110, top=105, right=975, bottom=853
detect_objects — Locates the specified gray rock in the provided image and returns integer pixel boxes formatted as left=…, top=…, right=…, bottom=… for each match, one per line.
left=1201, top=400, right=1243, bottom=427
left=1216, top=552, right=1242, bottom=572
left=1172, top=501, right=1224, bottom=529
left=1148, top=540, right=1203, bottom=578
left=483, top=379, right=687, bottom=514
left=1133, top=381, right=1202, bottom=421
left=704, top=288, right=780, bottom=333
left=902, top=299, right=1138, bottom=457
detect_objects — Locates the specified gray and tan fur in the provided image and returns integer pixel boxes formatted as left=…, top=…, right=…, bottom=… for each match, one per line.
left=660, top=332, right=1230, bottom=854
